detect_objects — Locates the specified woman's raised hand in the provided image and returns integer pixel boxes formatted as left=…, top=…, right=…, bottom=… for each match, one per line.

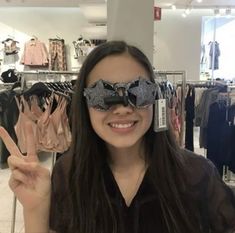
left=0, top=124, right=51, bottom=212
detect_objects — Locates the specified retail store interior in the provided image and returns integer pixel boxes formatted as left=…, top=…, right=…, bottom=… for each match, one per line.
left=0, top=0, right=235, bottom=232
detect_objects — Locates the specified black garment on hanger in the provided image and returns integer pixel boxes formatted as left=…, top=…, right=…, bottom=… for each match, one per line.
left=207, top=102, right=227, bottom=177
left=0, top=90, right=18, bottom=168
left=228, top=105, right=235, bottom=173
left=185, top=86, right=195, bottom=152
left=1, top=69, right=18, bottom=83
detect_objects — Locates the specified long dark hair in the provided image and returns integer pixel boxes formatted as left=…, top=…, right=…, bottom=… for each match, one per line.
left=68, top=41, right=202, bottom=233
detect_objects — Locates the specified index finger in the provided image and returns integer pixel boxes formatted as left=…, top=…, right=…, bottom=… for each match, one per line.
left=25, top=123, right=38, bottom=162
left=0, top=126, right=22, bottom=157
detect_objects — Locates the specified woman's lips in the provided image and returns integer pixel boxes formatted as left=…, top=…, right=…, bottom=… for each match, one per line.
left=108, top=121, right=138, bottom=132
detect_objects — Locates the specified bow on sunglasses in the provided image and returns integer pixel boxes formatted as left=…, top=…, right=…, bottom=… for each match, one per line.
left=83, top=77, right=158, bottom=111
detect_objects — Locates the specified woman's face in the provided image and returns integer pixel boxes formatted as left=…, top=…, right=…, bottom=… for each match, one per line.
left=86, top=53, right=153, bottom=149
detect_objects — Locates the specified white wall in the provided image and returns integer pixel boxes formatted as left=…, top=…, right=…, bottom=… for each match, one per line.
left=0, top=7, right=92, bottom=72
left=154, top=9, right=213, bottom=81
left=0, top=7, right=221, bottom=80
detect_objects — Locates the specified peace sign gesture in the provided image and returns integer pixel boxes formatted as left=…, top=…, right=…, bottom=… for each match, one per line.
left=0, top=124, right=51, bottom=212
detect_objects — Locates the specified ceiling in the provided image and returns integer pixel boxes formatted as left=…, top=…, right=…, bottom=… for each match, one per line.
left=0, top=0, right=234, bottom=8
left=0, top=0, right=234, bottom=23
left=155, top=0, right=235, bottom=9
left=0, top=0, right=106, bottom=7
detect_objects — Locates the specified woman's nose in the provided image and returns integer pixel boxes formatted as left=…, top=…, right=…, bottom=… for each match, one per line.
left=111, top=103, right=134, bottom=115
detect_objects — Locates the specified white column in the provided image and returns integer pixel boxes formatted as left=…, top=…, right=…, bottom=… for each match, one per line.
left=107, top=0, right=154, bottom=63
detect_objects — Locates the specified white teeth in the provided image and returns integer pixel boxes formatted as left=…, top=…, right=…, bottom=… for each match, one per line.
left=110, top=122, right=134, bottom=129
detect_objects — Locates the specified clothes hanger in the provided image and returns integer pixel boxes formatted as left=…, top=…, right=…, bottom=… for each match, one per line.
left=2, top=36, right=19, bottom=43
left=30, top=35, right=38, bottom=41
left=4, top=38, right=13, bottom=42
left=45, top=82, right=71, bottom=101
left=11, top=81, right=22, bottom=90
left=23, top=82, right=52, bottom=98
left=49, top=35, right=64, bottom=41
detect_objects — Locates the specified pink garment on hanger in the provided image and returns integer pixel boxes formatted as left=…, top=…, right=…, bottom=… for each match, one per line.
left=15, top=94, right=71, bottom=153
left=36, top=95, right=60, bottom=152
left=49, top=95, right=71, bottom=153
left=14, top=96, right=41, bottom=154
left=21, top=39, right=49, bottom=66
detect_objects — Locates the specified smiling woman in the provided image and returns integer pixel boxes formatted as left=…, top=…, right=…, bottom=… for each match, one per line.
left=85, top=53, right=154, bottom=149
left=1, top=41, right=235, bottom=233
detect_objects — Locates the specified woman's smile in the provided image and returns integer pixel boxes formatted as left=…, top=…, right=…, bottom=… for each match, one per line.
left=108, top=120, right=138, bottom=133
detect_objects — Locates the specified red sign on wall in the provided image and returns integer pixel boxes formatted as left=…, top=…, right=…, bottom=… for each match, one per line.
left=154, top=7, right=161, bottom=20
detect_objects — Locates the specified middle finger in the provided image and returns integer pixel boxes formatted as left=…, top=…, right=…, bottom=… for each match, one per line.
left=0, top=127, right=22, bottom=157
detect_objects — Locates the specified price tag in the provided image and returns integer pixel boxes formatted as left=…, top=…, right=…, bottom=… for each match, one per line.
left=154, top=99, right=168, bottom=132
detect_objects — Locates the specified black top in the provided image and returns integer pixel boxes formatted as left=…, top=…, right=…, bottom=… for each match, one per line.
left=49, top=149, right=235, bottom=233
left=1, top=69, right=18, bottom=83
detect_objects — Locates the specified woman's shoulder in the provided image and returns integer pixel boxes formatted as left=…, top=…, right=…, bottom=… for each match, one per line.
left=180, top=149, right=235, bottom=230
left=181, top=148, right=209, bottom=165
left=181, top=149, right=216, bottom=170
left=179, top=149, right=226, bottom=191
left=181, top=148, right=235, bottom=206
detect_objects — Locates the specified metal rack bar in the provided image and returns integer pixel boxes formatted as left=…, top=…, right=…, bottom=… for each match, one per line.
left=155, top=70, right=186, bottom=146
left=181, top=71, right=186, bottom=147
left=16, top=70, right=79, bottom=75
left=11, top=195, right=17, bottom=233
left=155, top=70, right=186, bottom=76
left=51, top=152, right=57, bottom=169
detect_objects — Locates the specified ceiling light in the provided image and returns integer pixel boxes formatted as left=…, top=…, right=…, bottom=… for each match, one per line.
left=197, top=0, right=202, bottom=3
left=171, top=4, right=176, bottom=10
left=185, top=8, right=191, bottom=15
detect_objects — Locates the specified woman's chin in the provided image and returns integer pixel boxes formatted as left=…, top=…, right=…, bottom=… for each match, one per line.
left=106, top=138, right=142, bottom=150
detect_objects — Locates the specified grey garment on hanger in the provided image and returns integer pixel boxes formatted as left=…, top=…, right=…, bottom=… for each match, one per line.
left=195, top=88, right=219, bottom=127
left=194, top=88, right=220, bottom=148
left=209, top=41, right=221, bottom=70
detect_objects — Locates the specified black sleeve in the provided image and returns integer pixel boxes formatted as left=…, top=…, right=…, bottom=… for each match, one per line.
left=206, top=161, right=235, bottom=233
left=183, top=150, right=235, bottom=233
left=49, top=155, right=73, bottom=233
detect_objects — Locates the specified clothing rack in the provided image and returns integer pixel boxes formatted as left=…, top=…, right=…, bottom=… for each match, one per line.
left=177, top=79, right=216, bottom=87
left=15, top=70, right=79, bottom=87
left=180, top=80, right=226, bottom=154
left=10, top=71, right=77, bottom=233
left=190, top=83, right=235, bottom=183
left=155, top=70, right=186, bottom=146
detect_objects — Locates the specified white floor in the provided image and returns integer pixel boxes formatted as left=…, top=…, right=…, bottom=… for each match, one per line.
left=0, top=152, right=53, bottom=233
